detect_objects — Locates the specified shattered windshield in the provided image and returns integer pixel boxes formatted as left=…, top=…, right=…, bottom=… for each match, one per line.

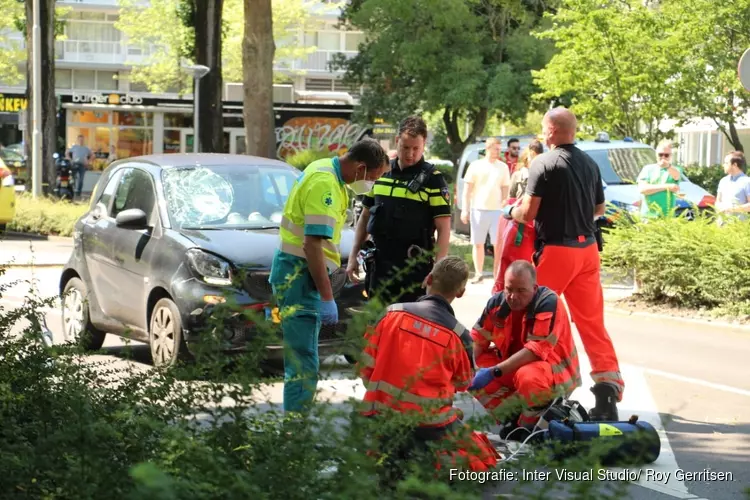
left=162, top=163, right=299, bottom=230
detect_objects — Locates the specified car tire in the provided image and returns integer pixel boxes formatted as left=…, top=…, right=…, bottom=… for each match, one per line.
left=149, top=298, right=189, bottom=368
left=61, top=277, right=107, bottom=350
left=344, top=354, right=357, bottom=365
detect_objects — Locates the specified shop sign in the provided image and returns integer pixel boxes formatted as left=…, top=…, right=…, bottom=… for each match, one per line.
left=72, top=93, right=144, bottom=105
left=0, top=94, right=28, bottom=113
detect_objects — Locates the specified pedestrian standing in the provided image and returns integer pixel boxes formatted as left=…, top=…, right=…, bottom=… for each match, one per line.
left=270, top=139, right=389, bottom=413
left=66, top=135, right=93, bottom=199
left=346, top=116, right=452, bottom=303
left=715, top=151, right=750, bottom=222
left=503, top=107, right=623, bottom=421
left=636, top=140, right=682, bottom=218
left=460, top=137, right=510, bottom=283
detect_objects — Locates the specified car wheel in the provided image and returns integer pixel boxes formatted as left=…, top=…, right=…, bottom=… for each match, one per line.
left=149, top=298, right=188, bottom=368
left=61, top=277, right=106, bottom=350
left=344, top=354, right=357, bottom=365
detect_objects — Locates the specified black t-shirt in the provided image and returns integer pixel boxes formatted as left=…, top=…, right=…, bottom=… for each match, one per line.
left=525, top=144, right=605, bottom=244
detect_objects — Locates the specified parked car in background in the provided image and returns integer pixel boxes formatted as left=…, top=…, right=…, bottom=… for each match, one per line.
left=58, top=154, right=365, bottom=367
left=576, top=134, right=715, bottom=225
left=0, top=158, right=16, bottom=231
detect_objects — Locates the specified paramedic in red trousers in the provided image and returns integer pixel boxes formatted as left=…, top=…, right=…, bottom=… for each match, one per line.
left=469, top=261, right=581, bottom=432
left=502, top=107, right=623, bottom=421
left=358, top=256, right=499, bottom=471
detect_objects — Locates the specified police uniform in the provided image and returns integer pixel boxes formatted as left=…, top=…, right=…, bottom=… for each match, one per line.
left=269, top=157, right=348, bottom=412
left=361, top=157, right=451, bottom=303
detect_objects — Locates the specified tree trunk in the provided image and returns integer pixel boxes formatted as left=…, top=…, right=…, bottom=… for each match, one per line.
left=443, top=106, right=488, bottom=177
left=194, top=0, right=224, bottom=153
left=727, top=121, right=744, bottom=152
left=24, top=0, right=57, bottom=193
left=243, top=0, right=276, bottom=158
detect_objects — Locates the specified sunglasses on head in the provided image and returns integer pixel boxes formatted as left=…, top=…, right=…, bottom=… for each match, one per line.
left=658, top=153, right=671, bottom=158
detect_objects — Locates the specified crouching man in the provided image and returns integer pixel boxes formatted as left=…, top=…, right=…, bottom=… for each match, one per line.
left=469, top=260, right=582, bottom=433
left=358, top=256, right=499, bottom=472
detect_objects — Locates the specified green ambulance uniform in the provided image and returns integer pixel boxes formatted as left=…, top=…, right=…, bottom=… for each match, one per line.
left=269, top=157, right=349, bottom=412
left=636, top=164, right=683, bottom=218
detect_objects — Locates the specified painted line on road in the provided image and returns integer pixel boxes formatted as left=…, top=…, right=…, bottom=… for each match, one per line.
left=635, top=366, right=750, bottom=398
left=605, top=306, right=750, bottom=332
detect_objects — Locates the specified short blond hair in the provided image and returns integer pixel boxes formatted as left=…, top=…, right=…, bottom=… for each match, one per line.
left=430, top=256, right=469, bottom=295
left=485, top=137, right=501, bottom=148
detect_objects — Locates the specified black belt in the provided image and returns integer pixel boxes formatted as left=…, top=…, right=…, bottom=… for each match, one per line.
left=540, top=235, right=596, bottom=248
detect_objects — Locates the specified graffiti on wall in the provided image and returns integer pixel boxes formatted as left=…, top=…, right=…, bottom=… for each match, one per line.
left=275, top=116, right=369, bottom=158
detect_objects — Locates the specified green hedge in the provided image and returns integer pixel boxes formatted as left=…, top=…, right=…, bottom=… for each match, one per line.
left=682, top=164, right=724, bottom=195
left=8, top=193, right=89, bottom=236
left=601, top=212, right=750, bottom=316
left=283, top=149, right=336, bottom=170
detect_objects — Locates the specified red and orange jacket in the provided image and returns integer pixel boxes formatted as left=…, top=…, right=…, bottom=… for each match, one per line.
left=471, top=287, right=581, bottom=395
left=359, top=295, right=474, bottom=428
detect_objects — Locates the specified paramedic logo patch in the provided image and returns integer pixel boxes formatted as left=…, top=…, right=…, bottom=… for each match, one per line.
left=322, top=191, right=334, bottom=207
left=440, top=187, right=450, bottom=202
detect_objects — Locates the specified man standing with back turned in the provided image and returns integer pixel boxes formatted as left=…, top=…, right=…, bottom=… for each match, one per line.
left=503, top=107, right=623, bottom=421
left=270, top=138, right=389, bottom=413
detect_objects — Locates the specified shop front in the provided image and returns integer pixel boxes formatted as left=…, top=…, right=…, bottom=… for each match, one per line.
left=0, top=93, right=27, bottom=149
left=61, top=92, right=361, bottom=168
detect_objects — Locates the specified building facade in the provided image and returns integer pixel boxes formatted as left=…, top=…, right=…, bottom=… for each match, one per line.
left=0, top=0, right=373, bottom=166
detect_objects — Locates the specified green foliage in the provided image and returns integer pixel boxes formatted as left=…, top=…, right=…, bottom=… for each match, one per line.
left=336, top=0, right=555, bottom=163
left=682, top=164, right=724, bottom=195
left=0, top=0, right=26, bottom=86
left=533, top=0, right=674, bottom=145
left=8, top=193, right=88, bottom=236
left=283, top=148, right=336, bottom=170
left=601, top=213, right=750, bottom=316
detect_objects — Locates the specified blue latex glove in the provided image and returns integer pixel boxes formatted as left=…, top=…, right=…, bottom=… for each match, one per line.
left=318, top=299, right=338, bottom=325
left=502, top=204, right=514, bottom=220
left=468, top=367, right=495, bottom=391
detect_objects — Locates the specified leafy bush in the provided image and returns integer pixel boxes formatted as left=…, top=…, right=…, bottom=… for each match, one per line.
left=8, top=193, right=89, bottom=236
left=283, top=149, right=337, bottom=171
left=682, top=164, right=724, bottom=195
left=601, top=212, right=750, bottom=315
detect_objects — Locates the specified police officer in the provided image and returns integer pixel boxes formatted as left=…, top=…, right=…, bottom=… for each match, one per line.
left=270, top=138, right=389, bottom=413
left=346, top=116, right=452, bottom=303
left=504, top=107, right=623, bottom=421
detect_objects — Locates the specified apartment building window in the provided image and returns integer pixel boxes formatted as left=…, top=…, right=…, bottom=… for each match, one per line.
left=344, top=33, right=364, bottom=51
left=55, top=69, right=120, bottom=91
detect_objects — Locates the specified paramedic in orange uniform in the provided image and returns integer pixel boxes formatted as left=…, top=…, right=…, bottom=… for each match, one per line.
left=492, top=140, right=545, bottom=293
left=502, top=107, right=623, bottom=421
left=359, top=256, right=499, bottom=472
left=469, top=261, right=581, bottom=432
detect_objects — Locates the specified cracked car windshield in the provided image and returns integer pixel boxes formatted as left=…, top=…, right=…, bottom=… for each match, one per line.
left=162, top=164, right=298, bottom=229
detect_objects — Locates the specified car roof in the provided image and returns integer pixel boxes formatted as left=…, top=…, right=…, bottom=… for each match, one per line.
left=114, top=153, right=295, bottom=170
left=574, top=140, right=654, bottom=151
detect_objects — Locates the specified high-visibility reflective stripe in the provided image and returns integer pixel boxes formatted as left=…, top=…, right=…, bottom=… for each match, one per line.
left=361, top=352, right=375, bottom=368
left=359, top=400, right=460, bottom=426
left=429, top=195, right=448, bottom=207
left=387, top=304, right=404, bottom=312
left=526, top=333, right=559, bottom=345
left=372, top=183, right=428, bottom=202
left=305, top=214, right=337, bottom=227
left=591, top=371, right=624, bottom=387
left=551, top=354, right=578, bottom=375
left=474, top=327, right=492, bottom=341
left=452, top=322, right=466, bottom=336
left=364, top=380, right=453, bottom=407
left=279, top=241, right=338, bottom=273
left=281, top=216, right=303, bottom=236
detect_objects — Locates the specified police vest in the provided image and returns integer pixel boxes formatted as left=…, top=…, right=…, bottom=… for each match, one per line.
left=366, top=159, right=445, bottom=249
left=359, top=297, right=474, bottom=427
left=278, top=159, right=348, bottom=273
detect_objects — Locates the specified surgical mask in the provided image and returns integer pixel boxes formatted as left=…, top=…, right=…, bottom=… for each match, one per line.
left=350, top=179, right=375, bottom=195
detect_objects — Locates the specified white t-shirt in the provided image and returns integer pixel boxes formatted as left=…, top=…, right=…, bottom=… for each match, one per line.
left=464, top=158, right=510, bottom=211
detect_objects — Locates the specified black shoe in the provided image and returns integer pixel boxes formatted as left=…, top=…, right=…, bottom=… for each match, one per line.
left=588, top=383, right=619, bottom=421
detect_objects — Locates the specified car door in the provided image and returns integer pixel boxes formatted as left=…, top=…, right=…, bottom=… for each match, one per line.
left=80, top=168, right=127, bottom=317
left=108, top=167, right=160, bottom=335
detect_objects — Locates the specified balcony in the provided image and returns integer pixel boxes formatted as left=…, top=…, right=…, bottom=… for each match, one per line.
left=54, top=40, right=158, bottom=65
left=275, top=50, right=358, bottom=74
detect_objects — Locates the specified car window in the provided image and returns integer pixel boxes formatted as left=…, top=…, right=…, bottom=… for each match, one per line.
left=261, top=171, right=293, bottom=206
left=584, top=147, right=656, bottom=185
left=98, top=169, right=124, bottom=215
left=112, top=168, right=156, bottom=219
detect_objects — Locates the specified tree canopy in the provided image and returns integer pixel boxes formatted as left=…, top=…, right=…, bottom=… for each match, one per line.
left=336, top=0, right=555, bottom=166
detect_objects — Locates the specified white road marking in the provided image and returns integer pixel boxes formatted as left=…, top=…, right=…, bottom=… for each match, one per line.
left=636, top=367, right=750, bottom=398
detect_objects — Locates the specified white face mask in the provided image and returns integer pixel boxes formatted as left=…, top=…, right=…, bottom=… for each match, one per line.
left=350, top=179, right=375, bottom=195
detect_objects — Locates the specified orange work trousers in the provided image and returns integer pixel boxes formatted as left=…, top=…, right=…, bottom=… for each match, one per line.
left=535, top=242, right=624, bottom=400
left=492, top=220, right=536, bottom=295
left=473, top=361, right=555, bottom=427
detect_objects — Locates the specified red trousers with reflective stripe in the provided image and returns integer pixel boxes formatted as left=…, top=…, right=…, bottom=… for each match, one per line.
left=535, top=243, right=624, bottom=400
left=492, top=220, right=536, bottom=295
left=476, top=361, right=555, bottom=426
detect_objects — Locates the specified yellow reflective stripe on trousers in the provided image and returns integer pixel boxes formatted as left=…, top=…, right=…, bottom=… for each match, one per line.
left=364, top=380, right=453, bottom=407
left=526, top=333, right=559, bottom=345
left=359, top=400, right=460, bottom=425
left=279, top=241, right=339, bottom=273
left=360, top=352, right=375, bottom=368
left=551, top=354, right=578, bottom=375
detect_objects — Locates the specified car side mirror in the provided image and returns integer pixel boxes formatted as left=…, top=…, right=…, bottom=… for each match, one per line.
left=115, top=208, right=149, bottom=229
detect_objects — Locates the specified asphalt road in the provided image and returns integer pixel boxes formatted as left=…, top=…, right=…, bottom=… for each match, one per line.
left=1, top=264, right=748, bottom=500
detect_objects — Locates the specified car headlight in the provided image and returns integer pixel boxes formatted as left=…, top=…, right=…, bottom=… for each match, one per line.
left=186, top=248, right=233, bottom=286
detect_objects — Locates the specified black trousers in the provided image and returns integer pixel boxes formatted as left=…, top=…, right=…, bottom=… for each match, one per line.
left=368, top=250, right=433, bottom=304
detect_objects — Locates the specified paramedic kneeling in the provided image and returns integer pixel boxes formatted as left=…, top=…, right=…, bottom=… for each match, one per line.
left=469, top=260, right=581, bottom=432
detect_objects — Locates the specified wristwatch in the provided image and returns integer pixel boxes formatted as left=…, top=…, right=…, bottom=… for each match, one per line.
left=492, top=366, right=503, bottom=378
